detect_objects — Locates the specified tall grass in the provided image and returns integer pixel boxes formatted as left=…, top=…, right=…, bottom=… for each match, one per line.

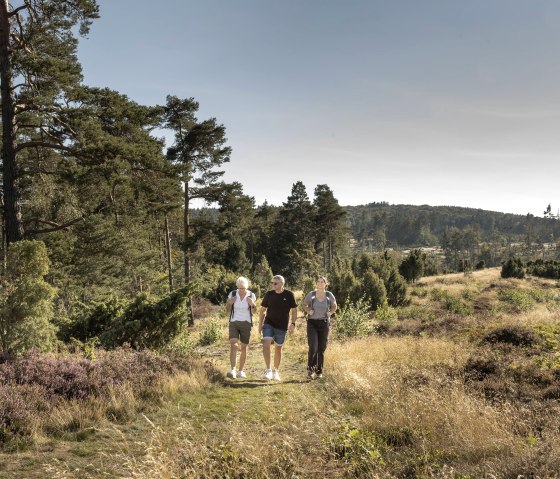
left=325, top=337, right=560, bottom=477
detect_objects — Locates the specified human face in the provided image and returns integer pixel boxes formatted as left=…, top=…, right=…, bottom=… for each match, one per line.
left=316, top=277, right=327, bottom=291
left=270, top=279, right=283, bottom=292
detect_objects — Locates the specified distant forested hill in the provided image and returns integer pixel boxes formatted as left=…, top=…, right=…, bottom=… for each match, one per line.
left=344, top=202, right=560, bottom=249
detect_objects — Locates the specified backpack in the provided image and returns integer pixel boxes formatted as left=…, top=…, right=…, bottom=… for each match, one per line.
left=309, top=290, right=333, bottom=319
left=229, top=290, right=255, bottom=324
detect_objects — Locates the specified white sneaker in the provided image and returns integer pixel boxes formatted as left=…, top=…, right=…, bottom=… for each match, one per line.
left=226, top=369, right=236, bottom=379
left=264, top=369, right=273, bottom=380
left=237, top=370, right=247, bottom=379
left=272, top=370, right=281, bottom=381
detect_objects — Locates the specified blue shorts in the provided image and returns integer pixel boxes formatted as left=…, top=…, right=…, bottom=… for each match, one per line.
left=262, top=324, right=287, bottom=346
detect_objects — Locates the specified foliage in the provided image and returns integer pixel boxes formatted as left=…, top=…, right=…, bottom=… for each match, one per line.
left=0, top=241, right=57, bottom=354
left=399, top=249, right=425, bottom=283
left=99, top=285, right=196, bottom=349
left=58, top=296, right=127, bottom=342
left=501, top=257, right=525, bottom=279
left=334, top=297, right=371, bottom=339
left=375, top=300, right=398, bottom=325
left=198, top=319, right=222, bottom=346
left=482, top=325, right=543, bottom=348
left=498, top=289, right=535, bottom=312
left=200, top=265, right=239, bottom=305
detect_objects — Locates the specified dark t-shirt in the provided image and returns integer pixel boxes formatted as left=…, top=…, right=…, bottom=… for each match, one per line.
left=261, top=289, right=297, bottom=330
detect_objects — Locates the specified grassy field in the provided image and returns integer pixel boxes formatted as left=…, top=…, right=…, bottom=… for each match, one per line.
left=1, top=267, right=560, bottom=478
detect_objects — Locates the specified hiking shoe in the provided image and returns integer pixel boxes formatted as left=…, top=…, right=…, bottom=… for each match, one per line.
left=226, top=369, right=237, bottom=379
left=272, top=370, right=281, bottom=381
left=307, top=370, right=315, bottom=380
left=237, top=370, right=247, bottom=379
left=264, top=369, right=273, bottom=380
left=316, top=373, right=323, bottom=379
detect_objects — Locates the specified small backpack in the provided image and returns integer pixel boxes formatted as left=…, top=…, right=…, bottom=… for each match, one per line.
left=229, top=290, right=255, bottom=324
left=309, top=290, right=332, bottom=319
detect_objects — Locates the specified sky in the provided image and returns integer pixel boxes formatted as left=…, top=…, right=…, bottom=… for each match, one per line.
left=76, top=0, right=560, bottom=216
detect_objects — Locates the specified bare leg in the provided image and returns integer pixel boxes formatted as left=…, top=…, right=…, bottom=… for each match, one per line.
left=273, top=344, right=283, bottom=370
left=239, top=342, right=248, bottom=371
left=262, top=339, right=272, bottom=369
left=229, top=339, right=238, bottom=369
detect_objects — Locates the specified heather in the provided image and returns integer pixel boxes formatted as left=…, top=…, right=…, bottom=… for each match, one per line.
left=0, top=348, right=220, bottom=450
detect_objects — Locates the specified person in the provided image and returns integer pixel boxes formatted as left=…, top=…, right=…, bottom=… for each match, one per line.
left=225, top=276, right=257, bottom=379
left=302, top=275, right=337, bottom=379
left=258, top=275, right=297, bottom=381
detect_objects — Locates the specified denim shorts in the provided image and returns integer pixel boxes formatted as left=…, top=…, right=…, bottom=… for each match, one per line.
left=262, top=323, right=287, bottom=346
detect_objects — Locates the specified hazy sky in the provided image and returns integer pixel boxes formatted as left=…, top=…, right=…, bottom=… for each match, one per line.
left=77, top=1, right=560, bottom=216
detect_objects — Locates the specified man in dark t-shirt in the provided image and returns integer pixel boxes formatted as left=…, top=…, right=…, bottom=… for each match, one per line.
left=258, top=274, right=297, bottom=381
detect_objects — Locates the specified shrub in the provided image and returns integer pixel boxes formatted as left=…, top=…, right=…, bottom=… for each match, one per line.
left=375, top=300, right=398, bottom=325
left=482, top=325, right=543, bottom=348
left=334, top=297, right=371, bottom=339
left=198, top=319, right=222, bottom=346
left=399, top=249, right=425, bottom=283
left=385, top=270, right=408, bottom=307
left=100, top=285, right=196, bottom=349
left=0, top=240, right=57, bottom=354
left=498, top=289, right=535, bottom=312
left=501, top=257, right=525, bottom=279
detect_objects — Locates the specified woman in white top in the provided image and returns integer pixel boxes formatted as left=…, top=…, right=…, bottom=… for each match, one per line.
left=225, top=276, right=256, bottom=379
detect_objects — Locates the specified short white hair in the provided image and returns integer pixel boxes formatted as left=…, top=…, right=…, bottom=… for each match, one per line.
left=272, top=275, right=285, bottom=285
left=236, top=276, right=249, bottom=289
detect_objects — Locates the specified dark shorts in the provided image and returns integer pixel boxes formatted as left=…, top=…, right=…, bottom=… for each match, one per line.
left=229, top=321, right=252, bottom=344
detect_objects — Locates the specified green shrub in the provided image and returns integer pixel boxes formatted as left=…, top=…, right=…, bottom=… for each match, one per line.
left=100, top=285, right=196, bottom=349
left=498, top=289, right=535, bottom=312
left=430, top=287, right=446, bottom=302
left=198, top=319, right=222, bottom=346
left=334, top=297, right=371, bottom=339
left=0, top=240, right=57, bottom=354
left=501, top=257, right=525, bottom=279
left=375, top=300, right=398, bottom=325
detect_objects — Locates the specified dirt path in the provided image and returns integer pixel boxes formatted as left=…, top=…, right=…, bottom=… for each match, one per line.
left=0, top=333, right=345, bottom=478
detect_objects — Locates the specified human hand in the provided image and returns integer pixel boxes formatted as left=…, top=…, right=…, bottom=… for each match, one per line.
left=247, top=297, right=255, bottom=307
left=288, top=323, right=296, bottom=334
left=227, top=296, right=236, bottom=306
left=308, top=309, right=315, bottom=316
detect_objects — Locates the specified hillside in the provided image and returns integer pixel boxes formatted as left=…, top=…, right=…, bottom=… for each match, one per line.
left=2, top=268, right=560, bottom=478
left=344, top=202, right=560, bottom=249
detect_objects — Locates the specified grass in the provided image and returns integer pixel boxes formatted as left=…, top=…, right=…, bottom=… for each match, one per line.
left=2, top=267, right=560, bottom=477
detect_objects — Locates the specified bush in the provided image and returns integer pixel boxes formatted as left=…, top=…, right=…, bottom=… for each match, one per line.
left=501, top=257, right=525, bottom=279
left=100, top=285, right=196, bottom=349
left=375, top=301, right=398, bottom=325
left=334, top=298, right=371, bottom=339
left=498, top=289, right=535, bottom=312
left=482, top=325, right=543, bottom=348
left=198, top=319, right=222, bottom=346
left=0, top=240, right=57, bottom=354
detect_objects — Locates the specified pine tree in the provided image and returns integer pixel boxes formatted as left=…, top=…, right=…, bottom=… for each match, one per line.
left=162, top=95, right=232, bottom=325
left=270, top=181, right=318, bottom=286
left=0, top=0, right=99, bottom=245
left=313, top=184, right=349, bottom=270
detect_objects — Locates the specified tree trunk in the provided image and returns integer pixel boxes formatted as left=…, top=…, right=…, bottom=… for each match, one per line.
left=0, top=2, right=24, bottom=245
left=183, top=169, right=194, bottom=326
left=164, top=214, right=174, bottom=291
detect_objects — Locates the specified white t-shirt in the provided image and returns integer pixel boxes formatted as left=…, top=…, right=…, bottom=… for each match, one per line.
left=228, top=290, right=256, bottom=322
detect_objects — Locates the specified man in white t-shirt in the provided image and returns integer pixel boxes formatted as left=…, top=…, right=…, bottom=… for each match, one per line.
left=225, top=276, right=256, bottom=379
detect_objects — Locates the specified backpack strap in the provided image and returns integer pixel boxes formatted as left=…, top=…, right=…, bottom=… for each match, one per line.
left=311, top=290, right=332, bottom=319
left=229, top=289, right=255, bottom=324
left=229, top=290, right=237, bottom=321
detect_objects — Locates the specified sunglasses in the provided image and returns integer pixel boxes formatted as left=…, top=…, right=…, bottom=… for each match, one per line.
left=271, top=281, right=280, bottom=285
